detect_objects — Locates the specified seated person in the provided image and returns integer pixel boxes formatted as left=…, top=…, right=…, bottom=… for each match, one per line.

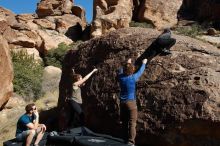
left=16, top=103, right=46, bottom=146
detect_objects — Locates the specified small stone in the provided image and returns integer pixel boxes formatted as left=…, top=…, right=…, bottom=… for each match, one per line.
left=207, top=28, right=217, bottom=36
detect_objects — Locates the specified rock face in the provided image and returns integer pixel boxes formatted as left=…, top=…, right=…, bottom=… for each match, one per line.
left=180, top=0, right=220, bottom=20
left=197, top=35, right=220, bottom=48
left=0, top=36, right=13, bottom=110
left=91, top=0, right=183, bottom=36
left=135, top=0, right=182, bottom=29
left=41, top=66, right=62, bottom=95
left=0, top=2, right=86, bottom=108
left=36, top=0, right=74, bottom=17
left=0, top=7, right=17, bottom=25
left=91, top=0, right=133, bottom=37
left=72, top=5, right=86, bottom=22
left=0, top=2, right=86, bottom=56
left=59, top=27, right=220, bottom=146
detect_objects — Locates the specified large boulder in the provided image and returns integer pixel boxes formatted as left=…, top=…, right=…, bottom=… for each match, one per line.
left=91, top=0, right=133, bottom=37
left=0, top=7, right=17, bottom=25
left=59, top=27, right=220, bottom=146
left=72, top=5, right=86, bottom=27
left=47, top=14, right=85, bottom=35
left=41, top=66, right=62, bottom=95
left=0, top=36, right=13, bottom=110
left=0, top=5, right=86, bottom=55
left=0, top=7, right=17, bottom=39
left=36, top=0, right=74, bottom=17
left=180, top=0, right=220, bottom=21
left=135, top=0, right=182, bottom=29
left=36, top=29, right=72, bottom=53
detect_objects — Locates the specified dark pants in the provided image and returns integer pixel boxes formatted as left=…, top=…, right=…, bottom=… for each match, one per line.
left=135, top=37, right=176, bottom=66
left=156, top=38, right=176, bottom=51
left=69, top=99, right=85, bottom=126
left=120, top=100, right=138, bottom=144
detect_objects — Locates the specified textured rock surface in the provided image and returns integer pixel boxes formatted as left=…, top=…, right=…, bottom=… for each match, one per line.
left=91, top=0, right=133, bottom=37
left=0, top=36, right=13, bottom=110
left=41, top=66, right=62, bottom=95
left=0, top=2, right=86, bottom=56
left=36, top=0, right=74, bottom=17
left=197, top=35, right=220, bottom=47
left=0, top=7, right=17, bottom=25
left=72, top=5, right=86, bottom=26
left=136, top=0, right=182, bottom=29
left=180, top=0, right=220, bottom=20
left=59, top=27, right=220, bottom=146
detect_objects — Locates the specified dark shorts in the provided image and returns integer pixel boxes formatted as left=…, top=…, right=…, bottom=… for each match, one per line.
left=16, top=127, right=42, bottom=141
left=16, top=130, right=33, bottom=141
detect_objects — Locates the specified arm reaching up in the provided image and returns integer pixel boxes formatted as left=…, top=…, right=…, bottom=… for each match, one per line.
left=133, top=59, right=148, bottom=80
left=127, top=58, right=132, bottom=64
left=74, top=68, right=98, bottom=86
left=142, top=58, right=148, bottom=64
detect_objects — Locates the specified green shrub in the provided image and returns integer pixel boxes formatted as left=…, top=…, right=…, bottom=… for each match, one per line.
left=44, top=42, right=81, bottom=68
left=130, top=21, right=154, bottom=28
left=12, top=50, right=44, bottom=101
left=174, top=24, right=204, bottom=37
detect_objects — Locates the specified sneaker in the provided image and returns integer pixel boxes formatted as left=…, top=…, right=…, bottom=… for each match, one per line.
left=160, top=49, right=172, bottom=56
left=127, top=142, right=135, bottom=146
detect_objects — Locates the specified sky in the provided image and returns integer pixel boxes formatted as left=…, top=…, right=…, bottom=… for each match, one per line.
left=0, top=0, right=93, bottom=22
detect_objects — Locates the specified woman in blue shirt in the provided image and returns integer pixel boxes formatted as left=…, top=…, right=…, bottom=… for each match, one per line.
left=118, top=58, right=147, bottom=146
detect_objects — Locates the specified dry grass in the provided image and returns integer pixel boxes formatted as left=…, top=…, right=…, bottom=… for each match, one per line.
left=35, top=90, right=58, bottom=112
left=0, top=107, right=24, bottom=146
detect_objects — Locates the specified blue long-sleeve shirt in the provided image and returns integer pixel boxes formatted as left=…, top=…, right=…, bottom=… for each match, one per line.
left=118, top=63, right=146, bottom=102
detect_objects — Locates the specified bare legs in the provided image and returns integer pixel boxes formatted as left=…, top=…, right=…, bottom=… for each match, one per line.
left=26, top=130, right=35, bottom=146
left=25, top=124, right=46, bottom=146
left=34, top=124, right=46, bottom=145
